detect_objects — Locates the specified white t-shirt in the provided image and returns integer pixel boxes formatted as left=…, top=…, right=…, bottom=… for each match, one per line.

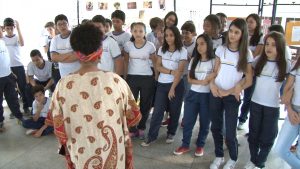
left=106, top=31, right=131, bottom=51
left=290, top=68, right=300, bottom=106
left=97, top=36, right=121, bottom=72
left=50, top=34, right=80, bottom=77
left=2, top=35, right=23, bottom=67
left=215, top=45, right=253, bottom=90
left=188, top=58, right=215, bottom=93
left=124, top=41, right=156, bottom=76
left=252, top=60, right=290, bottom=108
left=32, top=97, right=51, bottom=118
left=146, top=32, right=161, bottom=50
left=212, top=35, right=224, bottom=51
left=183, top=40, right=196, bottom=75
left=157, top=47, right=188, bottom=83
left=248, top=34, right=264, bottom=53
left=27, top=60, right=52, bottom=82
left=0, top=40, right=11, bottom=77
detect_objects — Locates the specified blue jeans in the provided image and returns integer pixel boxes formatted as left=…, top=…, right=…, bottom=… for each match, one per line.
left=210, top=94, right=240, bottom=161
left=274, top=105, right=300, bottom=169
left=248, top=101, right=279, bottom=168
left=23, top=117, right=53, bottom=136
left=147, top=80, right=184, bottom=141
left=181, top=90, right=210, bottom=148
left=0, top=73, right=23, bottom=122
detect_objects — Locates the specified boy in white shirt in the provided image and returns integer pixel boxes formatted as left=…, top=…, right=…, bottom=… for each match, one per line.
left=22, top=85, right=53, bottom=137
left=0, top=27, right=24, bottom=131
left=50, top=14, right=80, bottom=77
left=2, top=18, right=30, bottom=114
left=91, top=15, right=122, bottom=73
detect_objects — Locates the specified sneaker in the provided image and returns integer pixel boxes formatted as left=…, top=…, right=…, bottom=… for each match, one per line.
left=223, top=159, right=237, bottom=169
left=138, top=129, right=145, bottom=140
left=173, top=146, right=190, bottom=155
left=141, top=139, right=155, bottom=147
left=161, top=118, right=170, bottom=127
left=237, top=122, right=245, bottom=130
left=25, top=129, right=37, bottom=135
left=244, top=161, right=256, bottom=169
left=210, top=157, right=225, bottom=169
left=166, top=134, right=174, bottom=144
left=0, top=122, right=5, bottom=132
left=195, top=147, right=204, bottom=157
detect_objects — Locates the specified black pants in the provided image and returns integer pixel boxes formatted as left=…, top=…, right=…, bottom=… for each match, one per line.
left=52, top=64, right=61, bottom=86
left=248, top=101, right=279, bottom=168
left=127, top=75, right=155, bottom=130
left=11, top=66, right=30, bottom=109
left=0, top=74, right=23, bottom=122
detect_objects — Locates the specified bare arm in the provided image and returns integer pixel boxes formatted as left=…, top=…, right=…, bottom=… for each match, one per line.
left=281, top=75, right=295, bottom=105
left=210, top=57, right=221, bottom=97
left=44, top=79, right=54, bottom=90
left=114, top=56, right=124, bottom=76
left=51, top=52, right=78, bottom=63
left=168, top=60, right=186, bottom=100
left=123, top=52, right=129, bottom=79
left=28, top=76, right=37, bottom=86
left=15, top=20, right=24, bottom=46
left=150, top=54, right=158, bottom=80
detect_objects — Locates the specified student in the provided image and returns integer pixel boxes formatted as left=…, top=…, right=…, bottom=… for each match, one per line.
left=124, top=22, right=156, bottom=139
left=245, top=31, right=290, bottom=169
left=107, top=10, right=131, bottom=77
left=91, top=15, right=122, bottom=73
left=173, top=34, right=216, bottom=156
left=164, top=11, right=178, bottom=28
left=2, top=18, right=30, bottom=114
left=216, top=13, right=228, bottom=36
left=50, top=14, right=80, bottom=77
left=43, top=21, right=60, bottom=85
left=104, top=18, right=112, bottom=34
left=274, top=56, right=300, bottom=169
left=22, top=85, right=53, bottom=137
left=209, top=18, right=253, bottom=169
left=203, top=14, right=223, bottom=50
left=141, top=26, right=187, bottom=146
left=147, top=17, right=164, bottom=52
left=0, top=30, right=24, bottom=131
left=237, top=14, right=264, bottom=130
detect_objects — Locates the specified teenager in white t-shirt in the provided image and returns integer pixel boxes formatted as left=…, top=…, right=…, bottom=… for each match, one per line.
left=203, top=14, right=224, bottom=51
left=141, top=26, right=187, bottom=147
left=22, top=85, right=53, bottom=137
left=50, top=14, right=80, bottom=77
left=107, top=10, right=131, bottom=77
left=238, top=14, right=265, bottom=130
left=173, top=34, right=216, bottom=157
left=245, top=32, right=290, bottom=169
left=3, top=18, right=31, bottom=113
left=0, top=37, right=24, bottom=131
left=209, top=19, right=253, bottom=169
left=124, top=22, right=156, bottom=139
left=92, top=15, right=122, bottom=73
left=274, top=56, right=300, bottom=168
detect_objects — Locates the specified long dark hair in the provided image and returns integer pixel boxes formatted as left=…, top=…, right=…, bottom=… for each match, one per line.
left=246, top=13, right=262, bottom=46
left=130, top=22, right=146, bottom=42
left=164, top=11, right=178, bottom=27
left=226, top=18, right=249, bottom=72
left=189, top=34, right=215, bottom=79
left=161, top=26, right=182, bottom=53
left=255, top=31, right=287, bottom=82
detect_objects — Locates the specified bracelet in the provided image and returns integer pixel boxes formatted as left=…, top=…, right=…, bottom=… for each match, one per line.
left=169, top=69, right=172, bottom=74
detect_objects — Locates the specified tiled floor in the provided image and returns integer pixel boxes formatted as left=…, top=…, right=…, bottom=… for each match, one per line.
left=0, top=102, right=292, bottom=169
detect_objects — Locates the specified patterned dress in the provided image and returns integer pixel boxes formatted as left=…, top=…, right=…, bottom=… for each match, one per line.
left=45, top=71, right=141, bottom=169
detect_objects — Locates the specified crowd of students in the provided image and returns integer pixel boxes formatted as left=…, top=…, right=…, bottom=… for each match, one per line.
left=0, top=9, right=299, bottom=169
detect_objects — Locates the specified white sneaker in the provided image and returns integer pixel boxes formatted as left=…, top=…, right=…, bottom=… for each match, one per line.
left=244, top=161, right=256, bottom=169
left=210, top=157, right=225, bottom=169
left=25, top=129, right=36, bottom=135
left=223, top=159, right=237, bottom=169
left=237, top=122, right=245, bottom=130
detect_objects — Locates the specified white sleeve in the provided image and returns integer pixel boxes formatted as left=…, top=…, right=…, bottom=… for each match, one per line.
left=290, top=69, right=297, bottom=76
left=157, top=47, right=163, bottom=57
left=215, top=45, right=223, bottom=58
left=27, top=63, right=34, bottom=76
left=180, top=48, right=188, bottom=60
left=110, top=39, right=121, bottom=58
left=49, top=37, right=57, bottom=53
left=123, top=41, right=130, bottom=53
left=188, top=57, right=194, bottom=71
left=285, top=46, right=292, bottom=61
left=43, top=36, right=49, bottom=47
left=258, top=35, right=264, bottom=45
left=32, top=101, right=37, bottom=115
left=247, top=49, right=254, bottom=63
left=148, top=41, right=156, bottom=54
